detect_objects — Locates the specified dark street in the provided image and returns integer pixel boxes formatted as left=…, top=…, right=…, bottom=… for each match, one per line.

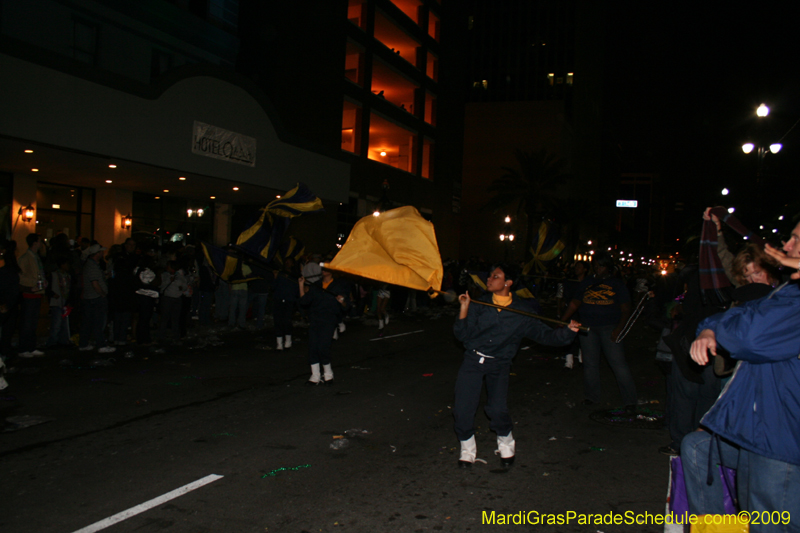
left=1, top=307, right=669, bottom=533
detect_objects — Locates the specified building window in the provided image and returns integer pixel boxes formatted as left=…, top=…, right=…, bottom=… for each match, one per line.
left=342, top=100, right=362, bottom=155
left=426, top=51, right=438, bottom=81
left=368, top=112, right=416, bottom=174
left=151, top=49, right=173, bottom=81
left=428, top=11, right=440, bottom=41
left=344, top=40, right=365, bottom=86
left=424, top=91, right=436, bottom=126
left=372, top=57, right=419, bottom=112
left=36, top=183, right=94, bottom=242
left=374, top=10, right=422, bottom=69
left=73, top=20, right=98, bottom=65
left=208, top=0, right=239, bottom=30
left=547, top=73, right=554, bottom=86
left=348, top=0, right=367, bottom=30
left=566, top=72, right=574, bottom=85
left=132, top=193, right=212, bottom=246
left=389, top=0, right=422, bottom=25
left=422, top=137, right=434, bottom=180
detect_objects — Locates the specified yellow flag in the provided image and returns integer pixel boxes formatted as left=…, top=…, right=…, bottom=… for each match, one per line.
left=325, top=206, right=443, bottom=292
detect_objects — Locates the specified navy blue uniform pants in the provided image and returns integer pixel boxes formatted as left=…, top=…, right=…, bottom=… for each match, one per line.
left=453, top=354, right=512, bottom=441
left=307, top=320, right=336, bottom=365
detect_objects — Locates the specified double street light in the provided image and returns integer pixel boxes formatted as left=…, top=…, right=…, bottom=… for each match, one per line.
left=741, top=103, right=782, bottom=158
left=499, top=216, right=514, bottom=260
left=741, top=103, right=783, bottom=211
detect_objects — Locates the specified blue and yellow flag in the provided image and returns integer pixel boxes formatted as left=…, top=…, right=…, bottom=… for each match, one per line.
left=200, top=242, right=271, bottom=283
left=523, top=221, right=564, bottom=275
left=274, top=236, right=305, bottom=266
left=234, top=182, right=323, bottom=265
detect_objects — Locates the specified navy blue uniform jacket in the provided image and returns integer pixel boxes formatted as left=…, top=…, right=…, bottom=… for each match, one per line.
left=454, top=293, right=576, bottom=365
left=299, top=278, right=351, bottom=325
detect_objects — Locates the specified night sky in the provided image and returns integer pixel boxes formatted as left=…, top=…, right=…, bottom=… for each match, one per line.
left=606, top=5, right=800, bottom=238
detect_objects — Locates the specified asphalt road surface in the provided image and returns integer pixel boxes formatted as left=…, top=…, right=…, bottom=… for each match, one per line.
left=1, top=306, right=671, bottom=533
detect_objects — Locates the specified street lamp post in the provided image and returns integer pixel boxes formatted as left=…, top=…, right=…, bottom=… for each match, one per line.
left=742, top=103, right=782, bottom=211
left=499, top=216, right=515, bottom=260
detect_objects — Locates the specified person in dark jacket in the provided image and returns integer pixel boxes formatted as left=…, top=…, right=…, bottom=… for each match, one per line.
left=273, top=258, right=299, bottom=350
left=0, top=239, right=21, bottom=360
left=246, top=261, right=273, bottom=330
left=560, top=251, right=637, bottom=408
left=454, top=262, right=580, bottom=469
left=298, top=264, right=350, bottom=384
left=109, top=238, right=138, bottom=346
left=681, top=219, right=800, bottom=529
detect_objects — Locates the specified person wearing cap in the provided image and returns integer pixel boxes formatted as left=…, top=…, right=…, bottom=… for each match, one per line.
left=298, top=260, right=350, bottom=385
left=79, top=244, right=115, bottom=353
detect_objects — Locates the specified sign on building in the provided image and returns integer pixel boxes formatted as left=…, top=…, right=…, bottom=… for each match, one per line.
left=192, top=121, right=256, bottom=167
left=616, top=200, right=638, bottom=208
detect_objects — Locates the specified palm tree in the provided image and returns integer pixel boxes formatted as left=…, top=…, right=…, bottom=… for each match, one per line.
left=483, top=147, right=570, bottom=251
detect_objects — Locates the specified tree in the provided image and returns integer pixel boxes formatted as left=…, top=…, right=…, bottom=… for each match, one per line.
left=482, top=148, right=570, bottom=253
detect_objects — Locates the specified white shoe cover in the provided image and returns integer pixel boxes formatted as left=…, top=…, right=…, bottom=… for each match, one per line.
left=459, top=436, right=477, bottom=464
left=497, top=432, right=515, bottom=459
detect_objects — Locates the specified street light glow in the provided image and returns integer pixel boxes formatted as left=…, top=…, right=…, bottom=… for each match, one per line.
left=756, top=104, right=770, bottom=117
left=721, top=188, right=729, bottom=195
left=770, top=143, right=782, bottom=154
left=742, top=143, right=755, bottom=154
left=728, top=207, right=735, bottom=214
left=504, top=216, right=511, bottom=223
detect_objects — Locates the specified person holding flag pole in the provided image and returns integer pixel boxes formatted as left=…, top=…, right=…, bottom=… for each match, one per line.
left=322, top=206, right=583, bottom=467
left=453, top=262, right=581, bottom=469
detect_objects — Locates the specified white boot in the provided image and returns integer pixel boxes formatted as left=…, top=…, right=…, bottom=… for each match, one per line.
left=307, top=363, right=321, bottom=384
left=564, top=353, right=574, bottom=369
left=459, top=436, right=477, bottom=468
left=384, top=314, right=390, bottom=325
left=378, top=319, right=385, bottom=330
left=276, top=337, right=284, bottom=351
left=322, top=364, right=334, bottom=383
left=578, top=349, right=583, bottom=364
left=332, top=328, right=339, bottom=340
left=338, top=322, right=346, bottom=333
left=284, top=335, right=292, bottom=349
left=496, top=432, right=516, bottom=467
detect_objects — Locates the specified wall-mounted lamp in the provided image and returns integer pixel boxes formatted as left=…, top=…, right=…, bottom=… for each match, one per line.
left=20, top=204, right=35, bottom=222
left=122, top=214, right=133, bottom=230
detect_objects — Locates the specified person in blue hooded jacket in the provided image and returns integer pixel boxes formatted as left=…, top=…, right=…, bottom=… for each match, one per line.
left=681, top=219, right=800, bottom=530
left=453, top=262, right=580, bottom=469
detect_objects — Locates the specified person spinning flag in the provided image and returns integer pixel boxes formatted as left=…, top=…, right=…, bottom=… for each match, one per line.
left=453, top=262, right=581, bottom=469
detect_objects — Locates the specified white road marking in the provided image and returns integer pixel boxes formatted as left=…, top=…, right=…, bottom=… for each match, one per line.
left=71, top=474, right=224, bottom=533
left=370, top=329, right=424, bottom=341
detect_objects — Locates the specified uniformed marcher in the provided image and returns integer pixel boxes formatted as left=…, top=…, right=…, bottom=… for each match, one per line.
left=298, top=263, right=351, bottom=385
left=453, top=262, right=580, bottom=468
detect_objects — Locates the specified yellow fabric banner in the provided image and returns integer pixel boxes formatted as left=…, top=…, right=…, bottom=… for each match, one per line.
left=325, top=206, right=443, bottom=292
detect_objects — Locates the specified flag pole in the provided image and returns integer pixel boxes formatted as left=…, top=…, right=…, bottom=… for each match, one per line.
left=427, top=288, right=589, bottom=332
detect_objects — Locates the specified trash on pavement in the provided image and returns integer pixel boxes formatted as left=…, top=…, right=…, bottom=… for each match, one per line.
left=262, top=464, right=311, bottom=478
left=330, top=438, right=350, bottom=450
